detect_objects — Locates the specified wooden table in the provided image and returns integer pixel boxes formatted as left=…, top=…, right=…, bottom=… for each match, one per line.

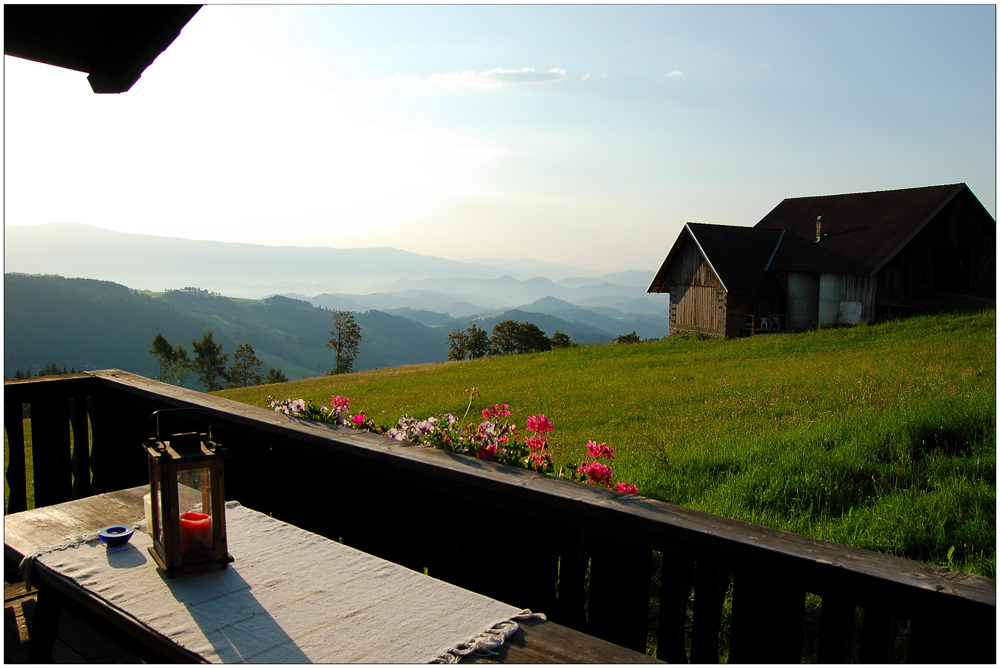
left=5, top=488, right=660, bottom=664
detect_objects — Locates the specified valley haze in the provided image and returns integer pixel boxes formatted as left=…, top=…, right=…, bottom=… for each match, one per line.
left=5, top=223, right=657, bottom=304
left=5, top=224, right=669, bottom=380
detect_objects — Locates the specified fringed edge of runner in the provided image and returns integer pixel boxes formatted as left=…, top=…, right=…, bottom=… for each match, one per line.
left=432, top=610, right=547, bottom=663
left=19, top=532, right=101, bottom=589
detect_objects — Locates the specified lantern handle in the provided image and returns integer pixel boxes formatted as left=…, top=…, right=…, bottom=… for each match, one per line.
left=149, top=408, right=214, bottom=440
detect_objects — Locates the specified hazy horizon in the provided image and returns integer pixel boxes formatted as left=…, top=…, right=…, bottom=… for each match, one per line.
left=5, top=5, right=995, bottom=275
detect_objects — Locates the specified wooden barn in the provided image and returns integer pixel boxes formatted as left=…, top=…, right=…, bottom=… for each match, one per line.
left=649, top=183, right=995, bottom=337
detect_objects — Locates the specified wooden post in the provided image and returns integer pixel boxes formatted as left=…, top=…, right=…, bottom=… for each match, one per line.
left=858, top=604, right=895, bottom=663
left=69, top=395, right=91, bottom=499
left=27, top=586, right=63, bottom=663
left=689, top=561, right=729, bottom=663
left=5, top=400, right=28, bottom=513
left=729, top=563, right=805, bottom=663
left=554, top=530, right=588, bottom=632
left=588, top=538, right=652, bottom=653
left=656, top=552, right=695, bottom=663
left=816, top=591, right=855, bottom=663
left=31, top=398, right=73, bottom=507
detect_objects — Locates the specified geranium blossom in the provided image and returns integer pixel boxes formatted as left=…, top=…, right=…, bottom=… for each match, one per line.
left=482, top=404, right=511, bottom=419
left=265, top=395, right=632, bottom=492
left=525, top=414, right=553, bottom=434
left=586, top=440, right=615, bottom=460
left=525, top=434, right=547, bottom=451
left=578, top=461, right=614, bottom=487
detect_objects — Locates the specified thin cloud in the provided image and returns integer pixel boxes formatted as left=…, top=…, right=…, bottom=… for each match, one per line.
left=397, top=67, right=568, bottom=89
left=666, top=70, right=683, bottom=77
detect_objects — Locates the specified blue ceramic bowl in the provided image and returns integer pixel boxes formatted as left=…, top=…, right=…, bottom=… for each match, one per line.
left=98, top=525, right=135, bottom=547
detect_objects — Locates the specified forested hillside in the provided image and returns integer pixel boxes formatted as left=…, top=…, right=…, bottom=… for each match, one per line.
left=4, top=274, right=451, bottom=382
left=4, top=274, right=208, bottom=379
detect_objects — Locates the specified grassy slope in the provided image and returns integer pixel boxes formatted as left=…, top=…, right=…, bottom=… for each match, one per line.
left=222, top=308, right=988, bottom=577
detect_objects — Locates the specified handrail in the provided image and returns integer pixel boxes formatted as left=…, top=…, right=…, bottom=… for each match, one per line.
left=5, top=371, right=996, bottom=663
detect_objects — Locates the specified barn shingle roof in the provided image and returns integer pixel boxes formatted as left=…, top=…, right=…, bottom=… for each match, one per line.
left=756, top=183, right=968, bottom=276
left=685, top=223, right=785, bottom=293
left=648, top=223, right=784, bottom=294
left=649, top=183, right=993, bottom=298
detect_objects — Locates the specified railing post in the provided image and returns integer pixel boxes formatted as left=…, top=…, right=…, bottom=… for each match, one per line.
left=816, top=591, right=856, bottom=663
left=31, top=397, right=73, bottom=507
left=729, top=562, right=805, bottom=663
left=4, top=399, right=28, bottom=513
left=554, top=529, right=588, bottom=632
left=858, top=604, right=895, bottom=663
left=588, top=538, right=652, bottom=653
left=656, top=552, right=695, bottom=663
left=88, top=391, right=150, bottom=494
left=690, top=560, right=729, bottom=663
left=69, top=395, right=91, bottom=499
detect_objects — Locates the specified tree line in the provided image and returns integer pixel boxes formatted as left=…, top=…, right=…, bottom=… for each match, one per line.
left=9, top=362, right=79, bottom=379
left=446, top=321, right=651, bottom=361
left=446, top=320, right=579, bottom=361
left=149, top=309, right=364, bottom=390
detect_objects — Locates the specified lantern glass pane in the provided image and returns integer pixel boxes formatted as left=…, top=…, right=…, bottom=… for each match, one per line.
left=151, top=464, right=165, bottom=545
left=176, top=465, right=215, bottom=555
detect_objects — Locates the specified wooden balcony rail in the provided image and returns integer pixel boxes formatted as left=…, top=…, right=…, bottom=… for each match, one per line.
left=5, top=371, right=995, bottom=663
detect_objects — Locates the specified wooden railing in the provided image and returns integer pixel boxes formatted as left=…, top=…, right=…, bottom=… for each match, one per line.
left=5, top=370, right=995, bottom=663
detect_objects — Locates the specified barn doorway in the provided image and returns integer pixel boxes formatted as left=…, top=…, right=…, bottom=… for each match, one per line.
left=933, top=247, right=973, bottom=293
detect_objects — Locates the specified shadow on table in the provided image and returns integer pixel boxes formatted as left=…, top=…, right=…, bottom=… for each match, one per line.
left=105, top=547, right=309, bottom=662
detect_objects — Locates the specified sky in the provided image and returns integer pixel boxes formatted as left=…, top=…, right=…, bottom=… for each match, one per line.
left=4, top=4, right=996, bottom=275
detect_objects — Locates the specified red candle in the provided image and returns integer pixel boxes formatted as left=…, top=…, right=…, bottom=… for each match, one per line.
left=179, top=512, right=213, bottom=553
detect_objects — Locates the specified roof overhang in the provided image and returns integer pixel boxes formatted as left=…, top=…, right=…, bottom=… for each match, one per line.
left=4, top=5, right=202, bottom=93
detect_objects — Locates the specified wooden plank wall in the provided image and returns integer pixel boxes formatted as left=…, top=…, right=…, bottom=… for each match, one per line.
left=4, top=372, right=996, bottom=663
left=665, top=234, right=727, bottom=336
left=877, top=190, right=996, bottom=305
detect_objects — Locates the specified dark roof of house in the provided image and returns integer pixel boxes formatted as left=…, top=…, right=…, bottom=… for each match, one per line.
left=648, top=223, right=785, bottom=294
left=4, top=5, right=202, bottom=93
left=756, top=183, right=969, bottom=276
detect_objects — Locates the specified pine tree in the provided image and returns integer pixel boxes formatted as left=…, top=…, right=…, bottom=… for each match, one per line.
left=228, top=343, right=265, bottom=388
left=266, top=366, right=288, bottom=384
left=327, top=310, right=362, bottom=375
left=446, top=329, right=468, bottom=361
left=466, top=324, right=491, bottom=359
left=191, top=331, right=229, bottom=391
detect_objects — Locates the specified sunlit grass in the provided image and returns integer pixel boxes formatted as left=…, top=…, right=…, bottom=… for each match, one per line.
left=219, top=308, right=996, bottom=577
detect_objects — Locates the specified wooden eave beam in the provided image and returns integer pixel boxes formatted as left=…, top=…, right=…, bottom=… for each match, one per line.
left=4, top=5, right=202, bottom=94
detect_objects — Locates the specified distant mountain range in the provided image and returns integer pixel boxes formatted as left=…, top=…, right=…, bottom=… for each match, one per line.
left=5, top=274, right=668, bottom=381
left=5, top=224, right=669, bottom=378
left=4, top=223, right=657, bottom=300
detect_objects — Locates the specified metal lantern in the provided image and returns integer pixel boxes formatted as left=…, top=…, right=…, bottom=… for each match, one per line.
left=144, top=409, right=233, bottom=576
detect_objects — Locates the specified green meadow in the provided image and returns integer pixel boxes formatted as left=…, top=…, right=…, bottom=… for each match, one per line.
left=220, top=306, right=996, bottom=578
left=6, top=307, right=994, bottom=579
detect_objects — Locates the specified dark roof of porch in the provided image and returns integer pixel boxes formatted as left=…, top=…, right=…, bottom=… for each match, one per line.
left=4, top=5, right=202, bottom=93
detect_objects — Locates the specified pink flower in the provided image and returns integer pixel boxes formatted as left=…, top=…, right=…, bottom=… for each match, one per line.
left=477, top=443, right=498, bottom=461
left=483, top=404, right=512, bottom=419
left=578, top=461, right=613, bottom=487
left=586, top=440, right=615, bottom=460
left=615, top=482, right=639, bottom=495
left=351, top=414, right=365, bottom=426
left=331, top=395, right=350, bottom=410
left=526, top=414, right=553, bottom=434
left=528, top=451, right=552, bottom=471
left=525, top=434, right=547, bottom=451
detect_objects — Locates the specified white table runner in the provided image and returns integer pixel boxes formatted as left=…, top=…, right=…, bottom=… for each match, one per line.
left=31, top=502, right=531, bottom=663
